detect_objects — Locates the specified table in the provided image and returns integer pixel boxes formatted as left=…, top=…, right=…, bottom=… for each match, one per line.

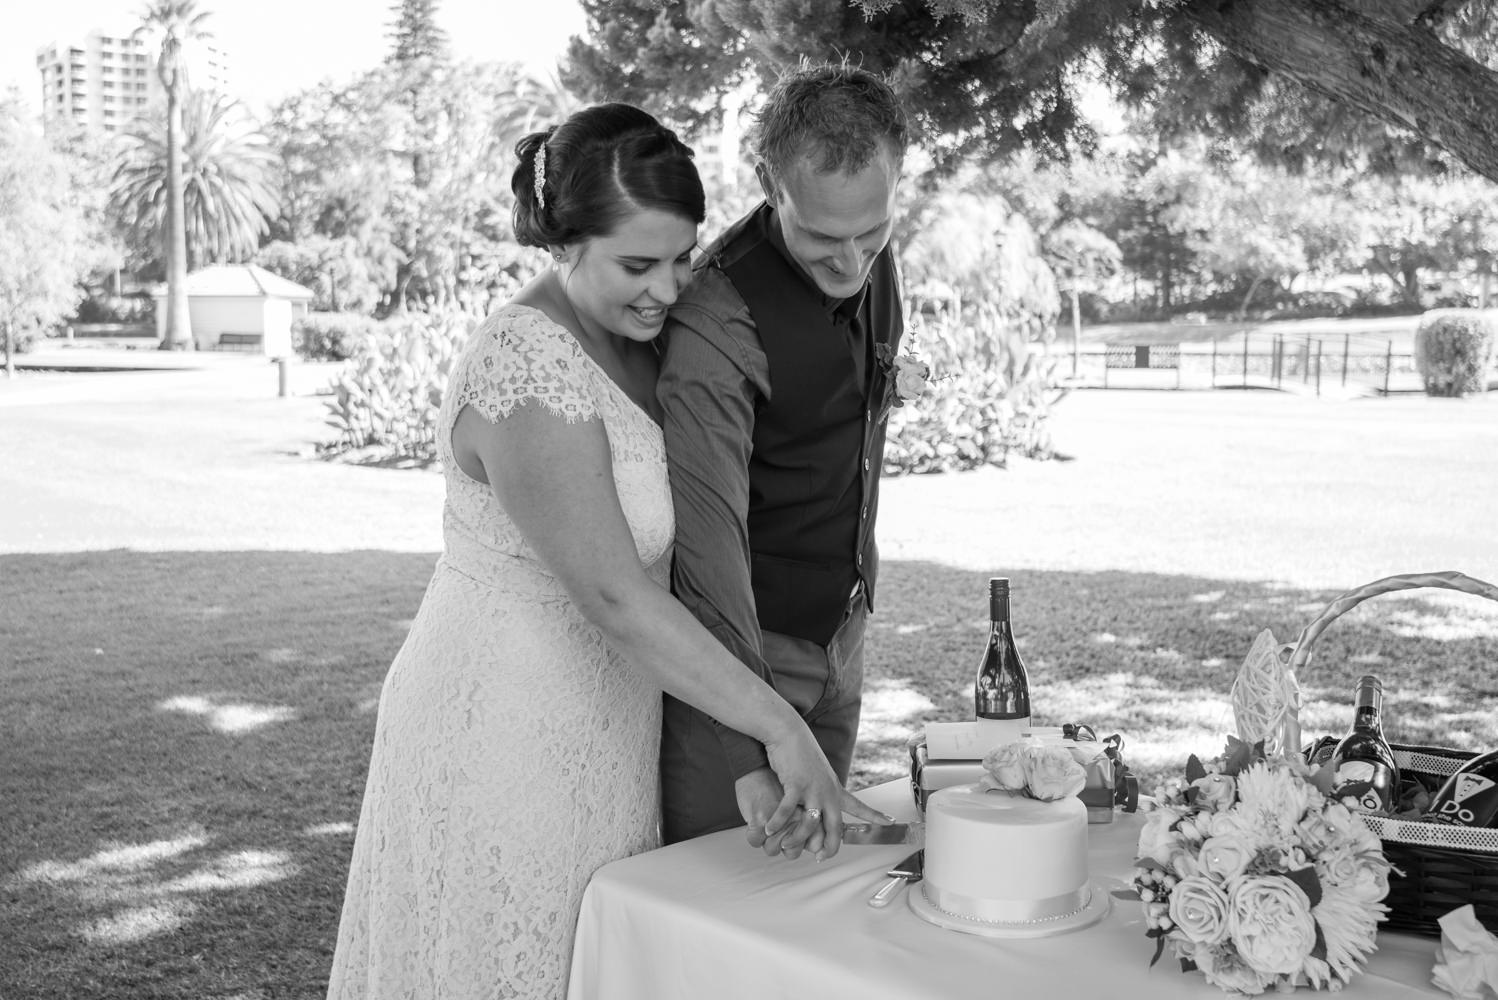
left=567, top=780, right=1445, bottom=999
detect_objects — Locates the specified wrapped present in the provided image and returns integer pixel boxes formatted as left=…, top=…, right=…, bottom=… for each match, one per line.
left=909, top=724, right=1138, bottom=822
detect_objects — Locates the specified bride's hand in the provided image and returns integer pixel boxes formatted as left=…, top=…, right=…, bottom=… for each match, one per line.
left=760, top=728, right=893, bottom=861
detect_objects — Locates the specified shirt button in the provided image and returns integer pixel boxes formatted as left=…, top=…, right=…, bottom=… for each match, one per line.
left=863, top=458, right=871, bottom=471
left=856, top=553, right=863, bottom=566
left=861, top=505, right=868, bottom=520
left=865, top=409, right=871, bottom=422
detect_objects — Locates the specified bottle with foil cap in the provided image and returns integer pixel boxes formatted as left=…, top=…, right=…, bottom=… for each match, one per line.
left=973, top=577, right=1031, bottom=752
left=1328, top=674, right=1400, bottom=815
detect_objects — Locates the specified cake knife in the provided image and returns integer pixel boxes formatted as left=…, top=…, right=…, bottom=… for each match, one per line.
left=841, top=821, right=924, bottom=846
left=867, top=850, right=924, bottom=908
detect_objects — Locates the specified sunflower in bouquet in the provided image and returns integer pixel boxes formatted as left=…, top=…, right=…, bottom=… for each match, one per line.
left=1127, top=736, right=1393, bottom=995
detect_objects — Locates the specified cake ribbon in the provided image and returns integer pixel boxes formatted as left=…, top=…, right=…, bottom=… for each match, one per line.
left=925, top=883, right=1090, bottom=925
left=1431, top=904, right=1498, bottom=1000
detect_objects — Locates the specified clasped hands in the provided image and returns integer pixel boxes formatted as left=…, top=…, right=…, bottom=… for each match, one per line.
left=734, top=767, right=892, bottom=862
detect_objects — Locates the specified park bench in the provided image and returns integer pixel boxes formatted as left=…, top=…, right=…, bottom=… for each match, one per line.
left=215, top=332, right=263, bottom=352
left=1103, top=342, right=1181, bottom=388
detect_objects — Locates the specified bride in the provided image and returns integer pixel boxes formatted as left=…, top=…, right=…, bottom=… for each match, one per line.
left=325, top=103, right=890, bottom=999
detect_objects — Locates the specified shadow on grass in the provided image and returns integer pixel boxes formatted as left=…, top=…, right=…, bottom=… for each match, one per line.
left=856, top=562, right=1498, bottom=792
left=3, top=551, right=1497, bottom=999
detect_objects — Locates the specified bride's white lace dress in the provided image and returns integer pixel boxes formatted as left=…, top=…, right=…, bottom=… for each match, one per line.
left=327, top=305, right=673, bottom=999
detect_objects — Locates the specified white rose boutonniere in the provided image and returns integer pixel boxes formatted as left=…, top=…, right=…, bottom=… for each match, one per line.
left=875, top=342, right=932, bottom=407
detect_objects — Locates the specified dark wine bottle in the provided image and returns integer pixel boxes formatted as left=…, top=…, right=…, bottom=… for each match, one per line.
left=1328, top=674, right=1400, bottom=815
left=1424, top=748, right=1498, bottom=828
left=974, top=578, right=1031, bottom=751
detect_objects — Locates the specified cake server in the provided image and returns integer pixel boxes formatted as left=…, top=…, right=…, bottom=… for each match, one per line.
left=841, top=821, right=924, bottom=846
left=866, top=849, right=924, bottom=908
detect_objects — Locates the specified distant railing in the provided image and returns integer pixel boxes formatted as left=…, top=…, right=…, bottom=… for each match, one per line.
left=1069, top=333, right=1420, bottom=396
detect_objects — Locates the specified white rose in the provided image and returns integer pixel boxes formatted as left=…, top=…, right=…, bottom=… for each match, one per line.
left=1168, top=876, right=1232, bottom=945
left=1023, top=745, right=1087, bottom=801
left=893, top=355, right=930, bottom=402
left=981, top=742, right=1028, bottom=791
left=1198, top=834, right=1255, bottom=883
left=1137, top=807, right=1187, bottom=865
left=1227, top=875, right=1318, bottom=976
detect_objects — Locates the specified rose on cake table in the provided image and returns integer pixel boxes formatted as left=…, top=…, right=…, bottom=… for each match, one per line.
left=1123, top=735, right=1393, bottom=995
left=980, top=741, right=1088, bottom=800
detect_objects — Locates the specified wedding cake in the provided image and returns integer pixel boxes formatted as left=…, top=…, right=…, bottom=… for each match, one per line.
left=918, top=783, right=1092, bottom=925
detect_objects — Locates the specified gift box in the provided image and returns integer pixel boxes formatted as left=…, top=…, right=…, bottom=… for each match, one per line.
left=908, top=726, right=1138, bottom=823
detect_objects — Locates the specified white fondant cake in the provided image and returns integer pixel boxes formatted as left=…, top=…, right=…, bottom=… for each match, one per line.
left=922, top=782, right=1090, bottom=924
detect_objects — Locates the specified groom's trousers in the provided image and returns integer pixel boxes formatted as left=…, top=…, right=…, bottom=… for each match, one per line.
left=659, top=587, right=868, bottom=844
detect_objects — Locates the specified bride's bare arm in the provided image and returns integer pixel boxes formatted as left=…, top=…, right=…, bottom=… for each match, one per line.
left=451, top=402, right=889, bottom=857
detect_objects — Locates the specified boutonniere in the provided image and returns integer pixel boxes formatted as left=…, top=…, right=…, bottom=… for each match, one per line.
left=874, top=342, right=933, bottom=407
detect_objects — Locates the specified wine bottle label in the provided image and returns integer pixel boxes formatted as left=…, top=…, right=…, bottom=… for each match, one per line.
left=1427, top=772, right=1498, bottom=826
left=1331, top=760, right=1397, bottom=814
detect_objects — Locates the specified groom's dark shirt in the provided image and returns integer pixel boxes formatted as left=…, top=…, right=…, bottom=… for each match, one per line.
left=656, top=200, right=903, bottom=779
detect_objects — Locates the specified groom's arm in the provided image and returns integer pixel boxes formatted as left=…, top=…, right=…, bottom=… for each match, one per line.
left=657, top=270, right=775, bottom=780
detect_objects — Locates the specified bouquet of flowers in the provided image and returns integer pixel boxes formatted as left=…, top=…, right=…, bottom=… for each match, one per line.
left=1127, top=737, right=1393, bottom=995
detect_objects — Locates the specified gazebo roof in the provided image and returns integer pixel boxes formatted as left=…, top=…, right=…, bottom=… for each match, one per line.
left=156, top=264, right=315, bottom=300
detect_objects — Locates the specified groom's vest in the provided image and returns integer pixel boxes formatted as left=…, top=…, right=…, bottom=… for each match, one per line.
left=712, top=204, right=903, bottom=646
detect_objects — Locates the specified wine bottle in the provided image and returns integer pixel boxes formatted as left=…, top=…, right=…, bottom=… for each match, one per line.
left=974, top=578, right=1031, bottom=752
left=1328, top=674, right=1400, bottom=815
left=1424, top=748, right=1498, bottom=828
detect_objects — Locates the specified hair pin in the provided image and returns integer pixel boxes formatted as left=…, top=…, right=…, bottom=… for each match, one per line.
left=533, top=141, right=548, bottom=210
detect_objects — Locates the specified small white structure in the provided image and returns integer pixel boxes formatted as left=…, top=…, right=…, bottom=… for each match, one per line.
left=153, top=265, right=314, bottom=355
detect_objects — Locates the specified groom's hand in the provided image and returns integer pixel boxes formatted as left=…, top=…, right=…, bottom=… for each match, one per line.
left=734, top=768, right=790, bottom=856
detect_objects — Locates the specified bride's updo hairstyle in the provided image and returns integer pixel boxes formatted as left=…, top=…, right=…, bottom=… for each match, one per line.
left=512, top=103, right=705, bottom=250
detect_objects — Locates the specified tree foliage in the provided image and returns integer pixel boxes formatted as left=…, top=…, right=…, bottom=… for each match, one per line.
left=387, top=0, right=450, bottom=66
left=567, top=0, right=1498, bottom=183
left=264, top=61, right=568, bottom=316
left=0, top=93, right=112, bottom=361
left=112, top=92, right=281, bottom=269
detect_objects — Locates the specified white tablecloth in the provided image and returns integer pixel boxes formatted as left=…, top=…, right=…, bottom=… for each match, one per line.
left=567, top=780, right=1444, bottom=999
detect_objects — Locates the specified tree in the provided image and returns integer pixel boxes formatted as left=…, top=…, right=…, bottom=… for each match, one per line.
left=0, top=94, right=103, bottom=374
left=387, top=0, right=449, bottom=66
left=112, top=91, right=281, bottom=269
left=1344, top=173, right=1498, bottom=306
left=134, top=0, right=213, bottom=350
left=568, top=0, right=1498, bottom=184
left=265, top=60, right=564, bottom=316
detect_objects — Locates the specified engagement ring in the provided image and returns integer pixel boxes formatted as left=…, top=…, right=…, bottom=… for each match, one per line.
left=805, top=808, right=822, bottom=821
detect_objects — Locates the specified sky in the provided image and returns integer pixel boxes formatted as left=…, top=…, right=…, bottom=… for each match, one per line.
left=3, top=0, right=589, bottom=116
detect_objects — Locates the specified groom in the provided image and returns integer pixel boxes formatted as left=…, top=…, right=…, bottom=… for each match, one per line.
left=656, top=64, right=910, bottom=855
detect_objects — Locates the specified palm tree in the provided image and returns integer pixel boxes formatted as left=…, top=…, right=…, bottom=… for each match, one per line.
left=134, top=0, right=212, bottom=350
left=492, top=66, right=581, bottom=149
left=112, top=92, right=282, bottom=270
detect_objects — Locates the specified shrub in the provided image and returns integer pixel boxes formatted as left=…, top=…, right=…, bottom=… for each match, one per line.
left=884, top=303, right=1066, bottom=474
left=1414, top=309, right=1496, bottom=397
left=321, top=310, right=477, bottom=464
left=890, top=194, right=1065, bottom=474
left=294, top=312, right=376, bottom=362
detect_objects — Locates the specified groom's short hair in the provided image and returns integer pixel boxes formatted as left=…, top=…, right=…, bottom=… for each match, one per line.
left=751, top=62, right=909, bottom=182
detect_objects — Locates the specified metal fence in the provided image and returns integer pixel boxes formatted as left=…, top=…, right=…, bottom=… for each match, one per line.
left=1067, top=332, right=1422, bottom=396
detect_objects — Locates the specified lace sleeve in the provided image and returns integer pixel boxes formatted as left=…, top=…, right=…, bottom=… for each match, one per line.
left=449, top=308, right=599, bottom=425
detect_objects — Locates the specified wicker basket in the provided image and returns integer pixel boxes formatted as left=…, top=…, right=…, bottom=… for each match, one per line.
left=1281, top=571, right=1498, bottom=938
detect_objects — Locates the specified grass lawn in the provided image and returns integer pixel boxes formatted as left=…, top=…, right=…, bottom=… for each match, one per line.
left=3, top=372, right=1498, bottom=998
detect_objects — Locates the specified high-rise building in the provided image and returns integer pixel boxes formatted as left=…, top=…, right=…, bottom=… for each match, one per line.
left=35, top=28, right=230, bottom=135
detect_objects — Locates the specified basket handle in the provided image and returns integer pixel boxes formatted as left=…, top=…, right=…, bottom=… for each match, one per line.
left=1281, top=571, right=1498, bottom=753
left=1286, top=571, right=1498, bottom=675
